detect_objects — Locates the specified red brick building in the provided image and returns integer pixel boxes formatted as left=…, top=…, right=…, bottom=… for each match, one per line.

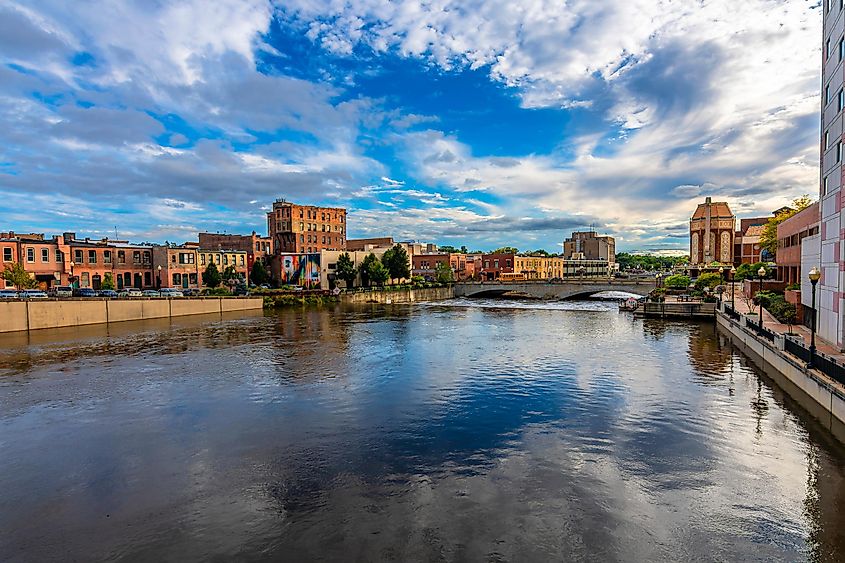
left=198, top=231, right=272, bottom=270
left=776, top=203, right=820, bottom=285
left=267, top=199, right=346, bottom=254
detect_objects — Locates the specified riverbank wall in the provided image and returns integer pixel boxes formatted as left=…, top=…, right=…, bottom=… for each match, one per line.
left=0, top=297, right=263, bottom=333
left=340, top=286, right=454, bottom=305
left=716, top=307, right=845, bottom=438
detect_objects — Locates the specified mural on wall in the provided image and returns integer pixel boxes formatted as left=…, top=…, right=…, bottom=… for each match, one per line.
left=279, top=254, right=321, bottom=288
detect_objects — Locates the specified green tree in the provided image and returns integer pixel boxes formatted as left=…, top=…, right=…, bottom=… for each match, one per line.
left=336, top=252, right=357, bottom=288
left=221, top=265, right=238, bottom=281
left=359, top=253, right=379, bottom=287
left=663, top=274, right=690, bottom=289
left=101, top=272, right=115, bottom=290
left=2, top=262, right=37, bottom=289
left=760, top=195, right=813, bottom=256
left=735, top=262, right=770, bottom=281
left=381, top=244, right=411, bottom=282
left=438, top=245, right=459, bottom=253
left=435, top=261, right=454, bottom=283
left=694, top=272, right=722, bottom=290
left=250, top=260, right=269, bottom=285
left=368, top=260, right=390, bottom=286
left=202, top=262, right=222, bottom=288
left=526, top=249, right=550, bottom=257
left=491, top=246, right=518, bottom=254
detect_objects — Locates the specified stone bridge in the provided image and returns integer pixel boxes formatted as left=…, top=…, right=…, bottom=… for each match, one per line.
left=453, top=279, right=656, bottom=300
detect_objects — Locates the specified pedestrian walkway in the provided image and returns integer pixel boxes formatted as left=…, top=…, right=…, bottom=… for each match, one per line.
left=725, top=295, right=845, bottom=363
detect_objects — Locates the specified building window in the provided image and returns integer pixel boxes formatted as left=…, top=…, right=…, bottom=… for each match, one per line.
left=172, top=273, right=181, bottom=285
left=27, top=248, right=34, bottom=262
left=133, top=251, right=141, bottom=264
left=200, top=254, right=206, bottom=266
left=840, top=38, right=844, bottom=62
left=3, top=248, right=11, bottom=261
left=41, top=248, right=49, bottom=262
left=88, top=250, right=96, bottom=264
left=144, top=272, right=151, bottom=286
left=827, top=38, right=832, bottom=59
left=838, top=142, right=842, bottom=163
left=838, top=89, right=844, bottom=111
left=239, top=255, right=244, bottom=265
left=216, top=254, right=221, bottom=264
left=171, top=255, right=176, bottom=263
left=56, top=250, right=62, bottom=262
left=824, top=175, right=829, bottom=195
left=81, top=272, right=89, bottom=287
left=143, top=251, right=151, bottom=264
left=223, top=255, right=229, bottom=265
left=118, top=251, right=125, bottom=264
left=188, top=273, right=197, bottom=285
left=826, top=84, right=831, bottom=105
left=75, top=249, right=83, bottom=264
left=825, top=130, right=830, bottom=149
left=104, top=251, right=111, bottom=264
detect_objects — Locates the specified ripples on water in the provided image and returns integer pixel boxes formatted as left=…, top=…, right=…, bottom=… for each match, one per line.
left=0, top=299, right=844, bottom=562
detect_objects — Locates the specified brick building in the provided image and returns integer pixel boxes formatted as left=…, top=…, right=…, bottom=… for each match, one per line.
left=690, top=197, right=735, bottom=266
left=777, top=203, right=820, bottom=285
left=198, top=231, right=272, bottom=269
left=563, top=231, right=616, bottom=263
left=152, top=246, right=199, bottom=290
left=266, top=199, right=346, bottom=254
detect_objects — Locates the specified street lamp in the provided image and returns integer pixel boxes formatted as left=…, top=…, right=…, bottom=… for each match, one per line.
left=718, top=266, right=724, bottom=303
left=69, top=261, right=75, bottom=287
left=156, top=265, right=162, bottom=290
left=757, top=266, right=766, bottom=329
left=729, top=266, right=736, bottom=310
left=808, top=266, right=821, bottom=369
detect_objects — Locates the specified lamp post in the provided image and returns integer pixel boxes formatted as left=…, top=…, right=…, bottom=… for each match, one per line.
left=718, top=266, right=724, bottom=303
left=69, top=261, right=75, bottom=288
left=156, top=265, right=162, bottom=290
left=808, top=266, right=821, bottom=369
left=729, top=266, right=736, bottom=310
left=757, top=266, right=766, bottom=330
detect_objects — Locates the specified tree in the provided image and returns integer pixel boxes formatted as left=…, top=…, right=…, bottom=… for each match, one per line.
left=101, top=272, right=115, bottom=290
left=694, top=272, right=722, bottom=291
left=438, top=245, right=459, bottom=253
left=381, top=244, right=410, bottom=282
left=359, top=253, right=379, bottom=287
left=368, top=260, right=390, bottom=286
left=2, top=262, right=37, bottom=289
left=336, top=252, right=357, bottom=288
left=221, top=265, right=238, bottom=281
left=491, top=246, right=518, bottom=254
left=251, top=260, right=269, bottom=285
left=526, top=249, right=550, bottom=257
left=435, top=261, right=454, bottom=283
left=760, top=195, right=813, bottom=256
left=663, top=274, right=690, bottom=289
left=735, top=262, right=770, bottom=281
left=202, top=262, right=222, bottom=288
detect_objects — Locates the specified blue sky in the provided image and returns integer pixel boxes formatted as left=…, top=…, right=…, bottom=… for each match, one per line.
left=0, top=0, right=822, bottom=252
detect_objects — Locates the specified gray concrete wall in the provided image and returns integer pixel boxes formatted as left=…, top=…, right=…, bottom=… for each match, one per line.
left=717, top=311, right=845, bottom=440
left=0, top=298, right=263, bottom=333
left=340, top=286, right=454, bottom=304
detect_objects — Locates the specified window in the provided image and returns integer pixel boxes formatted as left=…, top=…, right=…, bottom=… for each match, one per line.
left=215, top=254, right=221, bottom=264
left=118, top=251, right=125, bottom=264
left=88, top=250, right=96, bottom=264
left=826, top=84, right=831, bottom=105
left=172, top=273, right=181, bottom=285
left=506, top=259, right=512, bottom=267
left=200, top=254, right=206, bottom=266
left=75, top=249, right=83, bottom=264
left=133, top=251, right=141, bottom=264
left=81, top=272, right=89, bottom=287
left=27, top=248, right=34, bottom=262
left=223, top=255, right=228, bottom=265
left=300, top=235, right=304, bottom=243
left=143, top=251, right=150, bottom=264
left=494, top=259, right=499, bottom=268
left=827, top=38, right=832, bottom=59
left=41, top=248, right=49, bottom=262
left=824, top=175, right=829, bottom=195
left=188, top=273, right=197, bottom=285
left=825, top=130, right=830, bottom=149
left=840, top=38, right=844, bottom=61
left=171, top=255, right=176, bottom=263
left=3, top=248, right=11, bottom=261
left=838, top=89, right=844, bottom=112
left=104, top=251, right=111, bottom=264
left=838, top=142, right=842, bottom=163
left=239, top=255, right=244, bottom=265
left=144, top=272, right=151, bottom=286
left=300, top=222, right=304, bottom=231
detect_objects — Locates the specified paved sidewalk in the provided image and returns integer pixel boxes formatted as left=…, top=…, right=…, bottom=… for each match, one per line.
left=723, top=293, right=845, bottom=362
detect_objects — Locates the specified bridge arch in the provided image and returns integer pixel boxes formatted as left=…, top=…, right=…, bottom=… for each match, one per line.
left=453, top=280, right=656, bottom=300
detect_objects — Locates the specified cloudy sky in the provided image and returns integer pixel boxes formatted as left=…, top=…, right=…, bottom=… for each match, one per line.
left=0, top=0, right=822, bottom=252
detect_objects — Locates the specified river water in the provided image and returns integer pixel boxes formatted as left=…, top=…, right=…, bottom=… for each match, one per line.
left=1, top=299, right=844, bottom=562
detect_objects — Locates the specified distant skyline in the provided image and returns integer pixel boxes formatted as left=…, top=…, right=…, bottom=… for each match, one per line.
left=0, top=1, right=821, bottom=252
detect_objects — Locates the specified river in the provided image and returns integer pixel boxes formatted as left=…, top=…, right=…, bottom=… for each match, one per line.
left=1, top=299, right=844, bottom=561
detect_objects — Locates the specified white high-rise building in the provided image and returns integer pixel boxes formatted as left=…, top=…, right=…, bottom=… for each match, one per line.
left=819, top=0, right=845, bottom=349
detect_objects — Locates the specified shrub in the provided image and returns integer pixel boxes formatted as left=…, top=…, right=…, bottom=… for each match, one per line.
left=785, top=282, right=800, bottom=291
left=663, top=274, right=690, bottom=289
left=694, top=273, right=722, bottom=290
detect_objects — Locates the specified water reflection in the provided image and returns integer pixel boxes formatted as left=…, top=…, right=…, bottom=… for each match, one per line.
left=0, top=300, right=843, bottom=561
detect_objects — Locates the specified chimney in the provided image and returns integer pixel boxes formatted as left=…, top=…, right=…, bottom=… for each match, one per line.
left=63, top=232, right=75, bottom=241
left=705, top=196, right=712, bottom=204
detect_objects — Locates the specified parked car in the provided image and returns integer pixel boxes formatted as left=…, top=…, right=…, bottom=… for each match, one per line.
left=21, top=289, right=48, bottom=299
left=232, top=286, right=248, bottom=296
left=0, top=289, right=19, bottom=299
left=181, top=288, right=199, bottom=297
left=159, top=288, right=184, bottom=297
left=73, top=288, right=98, bottom=297
left=117, top=287, right=143, bottom=297
left=98, top=289, right=118, bottom=298
left=49, top=286, right=74, bottom=297
left=142, top=289, right=161, bottom=297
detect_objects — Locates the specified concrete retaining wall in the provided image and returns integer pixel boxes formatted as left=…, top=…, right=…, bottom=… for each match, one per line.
left=340, top=286, right=454, bottom=304
left=717, top=311, right=845, bottom=439
left=0, top=298, right=263, bottom=333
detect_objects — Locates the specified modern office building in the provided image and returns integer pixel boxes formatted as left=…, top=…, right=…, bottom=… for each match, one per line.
left=266, top=199, right=346, bottom=254
left=819, top=1, right=845, bottom=348
left=563, top=231, right=616, bottom=263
